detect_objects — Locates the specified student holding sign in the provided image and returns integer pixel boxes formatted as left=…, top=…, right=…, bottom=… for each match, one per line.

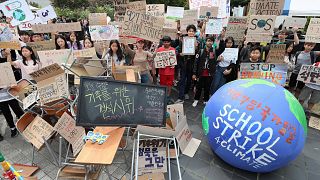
left=67, top=32, right=83, bottom=50
left=55, top=35, right=70, bottom=50
left=155, top=36, right=176, bottom=97
left=104, top=40, right=125, bottom=74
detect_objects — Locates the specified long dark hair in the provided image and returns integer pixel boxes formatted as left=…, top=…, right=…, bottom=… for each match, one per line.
left=55, top=35, right=69, bottom=50
left=109, top=40, right=123, bottom=61
left=21, top=46, right=37, bottom=66
left=225, top=36, right=236, bottom=48
left=84, top=36, right=94, bottom=48
left=69, top=32, right=82, bottom=49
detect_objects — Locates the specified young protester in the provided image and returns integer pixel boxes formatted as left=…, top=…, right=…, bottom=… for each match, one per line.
left=68, top=32, right=83, bottom=50
left=284, top=42, right=296, bottom=84
left=124, top=38, right=154, bottom=84
left=176, top=24, right=199, bottom=103
left=83, top=37, right=102, bottom=59
left=289, top=42, right=320, bottom=97
left=192, top=36, right=218, bottom=107
left=276, top=28, right=299, bottom=45
left=155, top=36, right=176, bottom=98
left=104, top=40, right=125, bottom=74
left=8, top=46, right=40, bottom=80
left=31, top=33, right=43, bottom=42
left=299, top=62, right=320, bottom=118
left=0, top=49, right=25, bottom=140
left=211, top=37, right=235, bottom=95
left=55, top=35, right=70, bottom=50
left=19, top=31, right=31, bottom=44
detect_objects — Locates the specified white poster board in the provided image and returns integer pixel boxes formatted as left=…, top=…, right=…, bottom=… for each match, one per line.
left=166, top=6, right=184, bottom=20
left=182, top=37, right=196, bottom=55
left=205, top=19, right=223, bottom=35
left=37, top=5, right=57, bottom=22
left=0, top=0, right=34, bottom=26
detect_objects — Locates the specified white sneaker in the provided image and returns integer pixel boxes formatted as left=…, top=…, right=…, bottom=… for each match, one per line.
left=192, top=100, right=199, bottom=107
left=203, top=101, right=207, bottom=105
left=185, top=94, right=190, bottom=100
left=175, top=99, right=184, bottom=104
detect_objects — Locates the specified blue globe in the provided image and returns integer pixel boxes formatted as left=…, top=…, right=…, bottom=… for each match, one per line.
left=202, top=79, right=307, bottom=173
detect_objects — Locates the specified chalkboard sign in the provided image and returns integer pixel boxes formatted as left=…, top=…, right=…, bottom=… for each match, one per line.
left=76, top=77, right=167, bottom=127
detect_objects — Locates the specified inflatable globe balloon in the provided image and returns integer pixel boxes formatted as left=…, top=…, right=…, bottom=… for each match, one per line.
left=202, top=79, right=307, bottom=173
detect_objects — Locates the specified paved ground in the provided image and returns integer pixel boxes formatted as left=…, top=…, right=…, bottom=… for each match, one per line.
left=1, top=94, right=320, bottom=180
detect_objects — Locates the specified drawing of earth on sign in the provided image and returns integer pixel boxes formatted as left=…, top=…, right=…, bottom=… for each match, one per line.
left=202, top=79, right=307, bottom=172
left=89, top=25, right=119, bottom=41
left=13, top=9, right=26, bottom=21
left=257, top=20, right=267, bottom=28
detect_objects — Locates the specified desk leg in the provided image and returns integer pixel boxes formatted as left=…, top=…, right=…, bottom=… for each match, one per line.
left=135, top=132, right=140, bottom=180
left=173, top=139, right=182, bottom=180
left=167, top=139, right=171, bottom=180
left=42, top=136, right=59, bottom=166
left=84, top=165, right=89, bottom=180
left=130, top=138, right=136, bottom=180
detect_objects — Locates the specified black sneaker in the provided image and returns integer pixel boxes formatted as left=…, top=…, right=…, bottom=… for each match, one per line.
left=11, top=128, right=18, bottom=138
left=0, top=134, right=3, bottom=141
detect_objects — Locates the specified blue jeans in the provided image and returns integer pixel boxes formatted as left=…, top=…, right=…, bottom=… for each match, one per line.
left=211, top=66, right=227, bottom=95
left=141, top=73, right=149, bottom=83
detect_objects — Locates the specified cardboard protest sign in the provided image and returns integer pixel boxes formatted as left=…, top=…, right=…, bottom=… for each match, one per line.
left=0, top=23, right=13, bottom=41
left=183, top=9, right=198, bottom=20
left=267, top=44, right=286, bottom=63
left=89, top=25, right=119, bottom=41
left=138, top=139, right=167, bottom=175
left=305, top=18, right=320, bottom=43
left=205, top=19, right=223, bottom=35
left=198, top=6, right=219, bottom=19
left=89, top=13, right=108, bottom=26
left=283, top=17, right=307, bottom=29
left=37, top=5, right=57, bottom=22
left=0, top=0, right=34, bottom=26
left=225, top=17, right=247, bottom=44
left=221, top=48, right=239, bottom=64
left=180, top=10, right=198, bottom=33
left=309, top=116, right=320, bottom=131
left=163, top=17, right=177, bottom=29
left=22, top=116, right=54, bottom=149
left=127, top=1, right=147, bottom=13
left=146, top=4, right=165, bottom=17
left=240, top=63, right=288, bottom=85
left=162, top=28, right=177, bottom=40
left=189, top=0, right=203, bottom=10
left=26, top=41, right=56, bottom=54
left=54, top=112, right=86, bottom=156
left=114, top=0, right=129, bottom=22
left=73, top=48, right=96, bottom=58
left=249, top=0, right=285, bottom=16
left=182, top=37, right=196, bottom=55
left=38, top=49, right=73, bottom=67
left=29, top=63, right=69, bottom=105
left=22, top=90, right=39, bottom=110
left=123, top=10, right=164, bottom=42
left=0, top=41, right=21, bottom=50
left=166, top=6, right=184, bottom=20
left=297, top=65, right=320, bottom=85
left=167, top=103, right=184, bottom=129
left=0, top=62, right=17, bottom=88
left=32, top=22, right=81, bottom=33
left=246, top=15, right=276, bottom=43
left=154, top=50, right=177, bottom=68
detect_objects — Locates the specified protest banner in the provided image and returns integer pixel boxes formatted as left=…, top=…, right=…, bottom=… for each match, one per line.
left=22, top=116, right=54, bottom=149
left=166, top=6, right=184, bottom=20
left=283, top=17, right=307, bottom=29
left=73, top=48, right=96, bottom=58
left=89, top=13, right=108, bottom=26
left=26, top=41, right=56, bottom=54
left=89, top=25, right=119, bottom=41
left=0, top=23, right=13, bottom=41
left=0, top=0, right=34, bottom=26
left=38, top=49, right=73, bottom=67
left=54, top=112, right=86, bottom=156
left=249, top=0, right=285, bottom=16
left=138, top=139, right=167, bottom=175
left=240, top=63, right=288, bottom=85
left=221, top=48, right=239, bottom=64
left=154, top=50, right=177, bottom=68
left=29, top=63, right=69, bottom=105
left=19, top=14, right=46, bottom=31
left=180, top=10, right=198, bottom=33
left=22, top=91, right=39, bottom=110
left=0, top=62, right=17, bottom=88
left=189, top=0, right=202, bottom=10
left=309, top=116, right=320, bottom=131
left=163, top=17, right=177, bottom=29
left=183, top=9, right=198, bottom=20
left=37, top=5, right=57, bottom=22
left=32, top=22, right=82, bottom=33
left=127, top=1, right=147, bottom=13
left=246, top=15, right=276, bottom=43
left=0, top=41, right=21, bottom=50
left=225, top=17, right=247, bottom=44
left=267, top=44, right=286, bottom=63
left=217, top=0, right=230, bottom=18
left=182, top=37, right=196, bottom=55
left=162, top=28, right=177, bottom=40
left=198, top=6, right=219, bottom=19
left=297, top=65, right=320, bottom=85
left=205, top=19, right=223, bottom=35
left=305, top=18, right=320, bottom=43
left=122, top=10, right=164, bottom=42
left=146, top=4, right=165, bottom=17
left=114, top=0, right=129, bottom=22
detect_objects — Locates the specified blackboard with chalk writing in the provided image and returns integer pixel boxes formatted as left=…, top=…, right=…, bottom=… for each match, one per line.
left=76, top=77, right=167, bottom=127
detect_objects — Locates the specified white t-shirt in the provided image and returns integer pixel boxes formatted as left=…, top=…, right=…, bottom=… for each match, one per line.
left=12, top=60, right=40, bottom=80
